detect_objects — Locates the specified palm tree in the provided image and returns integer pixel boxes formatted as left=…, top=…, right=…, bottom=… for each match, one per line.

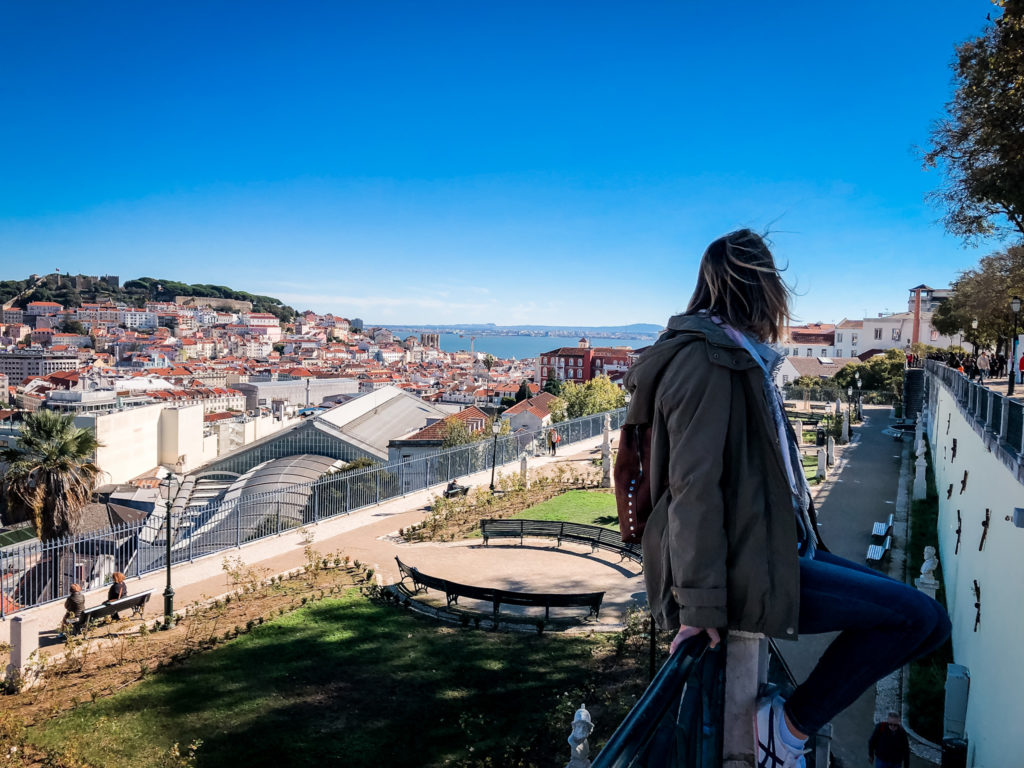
left=1, top=410, right=102, bottom=540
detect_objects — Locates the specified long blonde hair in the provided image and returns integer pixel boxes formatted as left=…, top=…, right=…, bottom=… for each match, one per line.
left=686, top=229, right=791, bottom=342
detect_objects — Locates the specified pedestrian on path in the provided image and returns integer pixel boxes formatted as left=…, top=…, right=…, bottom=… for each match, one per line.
left=1019, top=352, right=1024, bottom=384
left=867, top=712, right=910, bottom=768
left=977, top=352, right=990, bottom=383
left=548, top=428, right=560, bottom=456
left=625, top=229, right=950, bottom=768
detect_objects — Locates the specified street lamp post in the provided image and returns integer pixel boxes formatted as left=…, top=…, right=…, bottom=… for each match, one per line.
left=854, top=373, right=862, bottom=420
left=847, top=385, right=853, bottom=424
left=971, top=318, right=979, bottom=355
left=160, top=475, right=179, bottom=629
left=489, top=418, right=502, bottom=492
left=1010, top=296, right=1021, bottom=397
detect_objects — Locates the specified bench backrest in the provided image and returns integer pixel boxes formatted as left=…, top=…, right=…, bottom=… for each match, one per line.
left=81, top=589, right=153, bottom=617
left=396, top=556, right=604, bottom=610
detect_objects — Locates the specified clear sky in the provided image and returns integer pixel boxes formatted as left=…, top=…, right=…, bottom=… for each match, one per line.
left=0, top=1, right=1003, bottom=327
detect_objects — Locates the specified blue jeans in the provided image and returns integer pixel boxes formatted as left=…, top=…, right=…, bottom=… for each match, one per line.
left=784, top=550, right=951, bottom=736
left=874, top=760, right=901, bottom=768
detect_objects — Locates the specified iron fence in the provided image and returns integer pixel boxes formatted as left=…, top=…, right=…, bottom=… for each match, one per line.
left=781, top=386, right=898, bottom=406
left=925, top=360, right=1024, bottom=460
left=0, top=408, right=625, bottom=618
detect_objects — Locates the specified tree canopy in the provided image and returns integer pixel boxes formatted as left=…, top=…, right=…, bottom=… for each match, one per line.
left=931, top=245, right=1024, bottom=351
left=1, top=410, right=103, bottom=540
left=923, top=2, right=1024, bottom=241
left=549, top=376, right=626, bottom=422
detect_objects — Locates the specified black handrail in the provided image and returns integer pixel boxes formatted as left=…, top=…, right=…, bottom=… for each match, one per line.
left=592, top=635, right=725, bottom=768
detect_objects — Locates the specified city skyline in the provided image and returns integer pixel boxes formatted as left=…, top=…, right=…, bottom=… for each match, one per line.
left=0, top=2, right=1004, bottom=326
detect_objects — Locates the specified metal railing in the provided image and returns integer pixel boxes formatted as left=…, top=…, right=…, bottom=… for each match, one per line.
left=925, top=360, right=1024, bottom=464
left=782, top=386, right=898, bottom=405
left=593, top=635, right=725, bottom=768
left=0, top=407, right=626, bottom=618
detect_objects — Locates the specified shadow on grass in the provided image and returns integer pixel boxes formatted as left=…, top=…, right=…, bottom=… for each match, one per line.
left=31, top=590, right=618, bottom=768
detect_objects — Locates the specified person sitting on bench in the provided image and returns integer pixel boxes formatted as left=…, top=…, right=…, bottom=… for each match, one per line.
left=105, top=572, right=128, bottom=620
left=445, top=478, right=468, bottom=497
left=59, top=584, right=85, bottom=638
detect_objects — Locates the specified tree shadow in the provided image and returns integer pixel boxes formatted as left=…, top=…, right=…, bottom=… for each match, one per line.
left=39, top=597, right=609, bottom=768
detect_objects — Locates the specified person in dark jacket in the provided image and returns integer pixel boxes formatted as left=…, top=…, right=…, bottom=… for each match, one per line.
left=868, top=712, right=910, bottom=768
left=60, top=583, right=85, bottom=636
left=625, top=230, right=951, bottom=768
left=105, top=571, right=128, bottom=619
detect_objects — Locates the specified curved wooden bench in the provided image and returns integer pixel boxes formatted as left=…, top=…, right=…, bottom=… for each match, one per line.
left=394, top=557, right=603, bottom=621
left=479, top=519, right=643, bottom=566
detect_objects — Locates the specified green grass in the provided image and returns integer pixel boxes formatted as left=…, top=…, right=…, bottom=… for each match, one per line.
left=510, top=489, right=618, bottom=528
left=906, top=435, right=953, bottom=743
left=0, top=527, right=35, bottom=548
left=30, top=589, right=625, bottom=768
left=465, top=489, right=619, bottom=539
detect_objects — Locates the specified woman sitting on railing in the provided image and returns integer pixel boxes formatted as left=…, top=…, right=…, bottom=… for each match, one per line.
left=624, top=230, right=951, bottom=768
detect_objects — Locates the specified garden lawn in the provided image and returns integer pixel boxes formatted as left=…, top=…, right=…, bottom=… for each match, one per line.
left=29, top=588, right=624, bottom=768
left=509, top=489, right=618, bottom=528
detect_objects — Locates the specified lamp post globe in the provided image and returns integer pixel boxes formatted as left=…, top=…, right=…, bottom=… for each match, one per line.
left=1010, top=297, right=1021, bottom=396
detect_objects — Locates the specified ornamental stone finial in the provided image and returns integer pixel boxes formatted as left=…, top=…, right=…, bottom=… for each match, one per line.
left=566, top=703, right=594, bottom=768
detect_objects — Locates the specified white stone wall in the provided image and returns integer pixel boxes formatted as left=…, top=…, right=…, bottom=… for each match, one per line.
left=76, top=404, right=163, bottom=484
left=927, top=381, right=1024, bottom=767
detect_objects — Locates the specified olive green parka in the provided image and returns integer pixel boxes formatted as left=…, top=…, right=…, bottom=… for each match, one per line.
left=624, top=314, right=826, bottom=639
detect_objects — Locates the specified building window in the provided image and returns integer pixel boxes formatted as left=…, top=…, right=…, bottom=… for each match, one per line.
left=782, top=374, right=790, bottom=384
left=836, top=333, right=843, bottom=343
left=931, top=330, right=939, bottom=341
left=806, top=348, right=812, bottom=357
left=892, top=328, right=901, bottom=341
left=851, top=333, right=858, bottom=344
left=874, top=328, right=882, bottom=340
left=821, top=348, right=827, bottom=356
left=851, top=349, right=858, bottom=357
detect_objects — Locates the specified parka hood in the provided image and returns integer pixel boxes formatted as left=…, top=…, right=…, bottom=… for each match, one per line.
left=623, top=313, right=754, bottom=426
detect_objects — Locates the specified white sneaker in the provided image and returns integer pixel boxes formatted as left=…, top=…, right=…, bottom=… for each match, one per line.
left=754, top=692, right=810, bottom=768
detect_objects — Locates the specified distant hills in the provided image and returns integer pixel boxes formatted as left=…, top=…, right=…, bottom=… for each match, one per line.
left=385, top=322, right=663, bottom=336
left=0, top=273, right=296, bottom=322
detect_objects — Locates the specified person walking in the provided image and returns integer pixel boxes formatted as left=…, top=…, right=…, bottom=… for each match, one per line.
left=548, top=428, right=560, bottom=456
left=976, top=352, right=990, bottom=383
left=1019, top=352, right=1024, bottom=385
left=868, top=712, right=911, bottom=768
left=624, top=230, right=950, bottom=768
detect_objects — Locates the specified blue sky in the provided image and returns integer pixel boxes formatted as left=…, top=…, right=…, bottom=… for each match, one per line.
left=0, top=1, right=1002, bottom=327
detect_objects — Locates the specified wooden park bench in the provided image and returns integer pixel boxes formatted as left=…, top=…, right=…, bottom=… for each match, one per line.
left=442, top=483, right=470, bottom=499
left=394, top=556, right=604, bottom=621
left=872, top=513, right=895, bottom=540
left=809, top=404, right=829, bottom=412
left=71, top=589, right=154, bottom=635
left=479, top=519, right=643, bottom=566
left=866, top=535, right=892, bottom=565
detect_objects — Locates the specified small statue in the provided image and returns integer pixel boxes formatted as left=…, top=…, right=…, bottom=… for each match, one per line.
left=920, top=546, right=939, bottom=581
left=566, top=704, right=594, bottom=768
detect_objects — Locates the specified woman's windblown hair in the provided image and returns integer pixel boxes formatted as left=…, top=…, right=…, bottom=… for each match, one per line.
left=686, top=229, right=791, bottom=342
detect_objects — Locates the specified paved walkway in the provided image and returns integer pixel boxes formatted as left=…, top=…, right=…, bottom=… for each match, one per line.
left=773, top=405, right=936, bottom=767
left=3, top=434, right=633, bottom=648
